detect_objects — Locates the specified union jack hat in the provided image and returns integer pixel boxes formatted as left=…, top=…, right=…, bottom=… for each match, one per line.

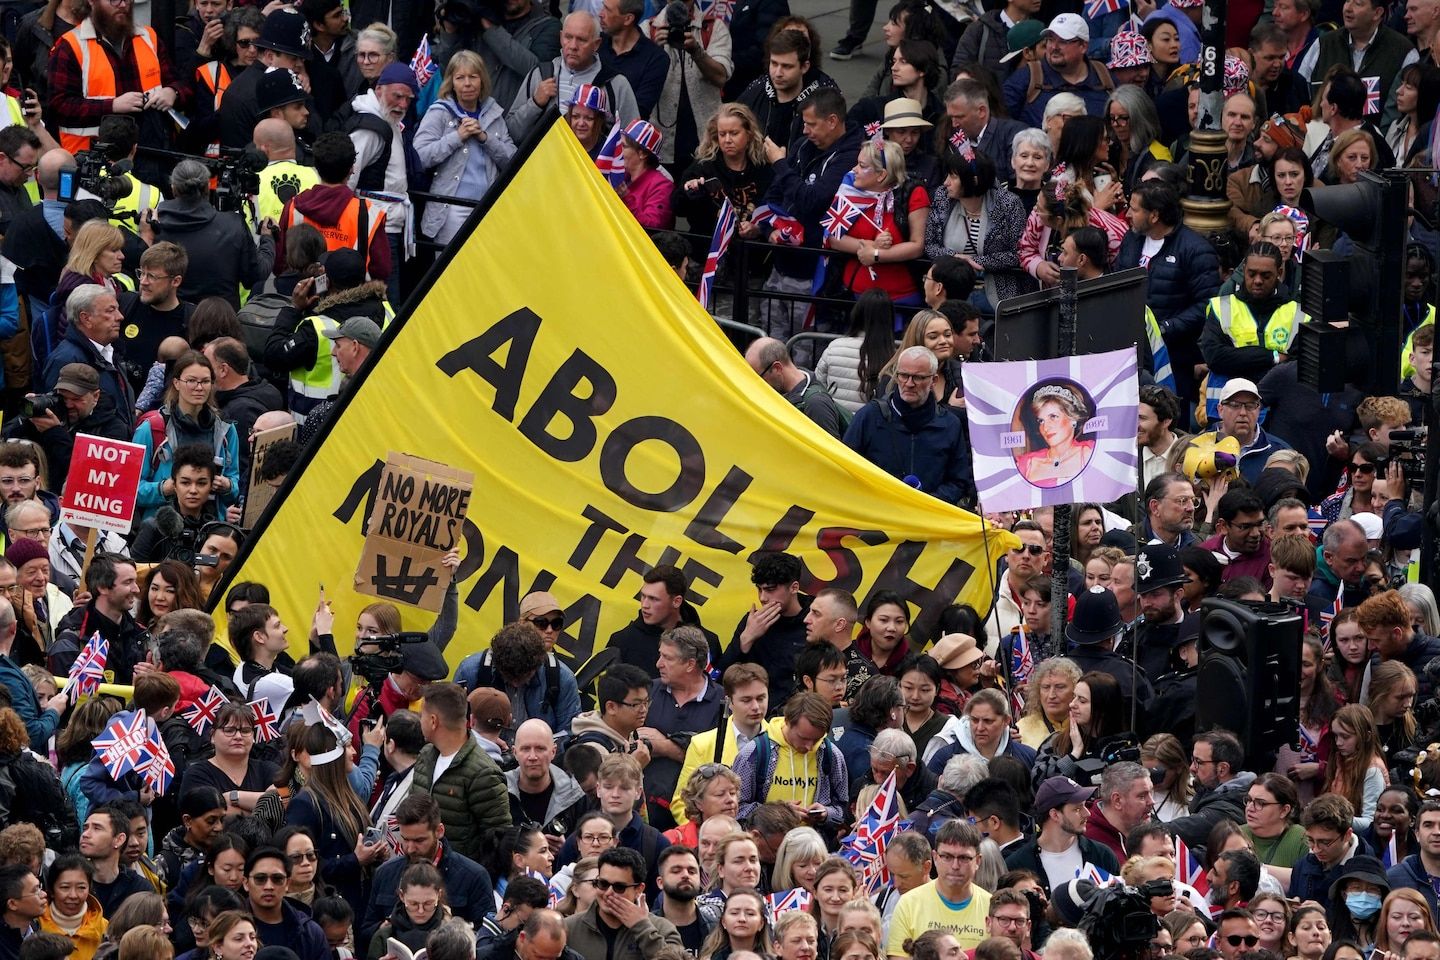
left=623, top=119, right=663, bottom=158
left=1169, top=0, right=1201, bottom=7
left=568, top=83, right=612, bottom=119
left=1107, top=30, right=1152, bottom=69
left=1223, top=54, right=1250, bottom=96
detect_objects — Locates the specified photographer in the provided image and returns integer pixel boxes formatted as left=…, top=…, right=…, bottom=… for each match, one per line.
left=477, top=0, right=561, bottom=114
left=153, top=160, right=276, bottom=311
left=128, top=444, right=223, bottom=563
left=639, top=0, right=732, bottom=173
left=3, top=363, right=131, bottom=491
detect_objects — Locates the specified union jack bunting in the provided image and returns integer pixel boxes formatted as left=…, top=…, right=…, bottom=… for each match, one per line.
left=181, top=685, right=228, bottom=737
left=698, top=197, right=736, bottom=310
left=595, top=126, right=626, bottom=188
left=840, top=770, right=909, bottom=895
left=92, top=710, right=153, bottom=781
left=1175, top=835, right=1209, bottom=895
left=766, top=888, right=813, bottom=914
left=249, top=699, right=281, bottom=743
left=409, top=35, right=436, bottom=88
left=1363, top=76, right=1380, bottom=115
left=67, top=632, right=108, bottom=701
left=748, top=204, right=804, bottom=245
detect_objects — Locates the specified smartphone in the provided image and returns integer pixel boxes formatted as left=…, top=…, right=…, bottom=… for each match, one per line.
left=313, top=273, right=329, bottom=296
left=1093, top=173, right=1114, bottom=193
left=363, top=826, right=384, bottom=845
left=57, top=170, right=76, bottom=202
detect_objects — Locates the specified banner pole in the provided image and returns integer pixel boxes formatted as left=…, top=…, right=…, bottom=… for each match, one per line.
left=79, top=527, right=98, bottom=585
left=1050, top=266, right=1079, bottom=643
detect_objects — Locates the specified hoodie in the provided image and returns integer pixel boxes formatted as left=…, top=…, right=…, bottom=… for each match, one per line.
left=921, top=714, right=1038, bottom=776
left=277, top=182, right=393, bottom=282
left=215, top=377, right=285, bottom=451
left=607, top=603, right=721, bottom=679
left=567, top=712, right=631, bottom=754
left=153, top=195, right=275, bottom=309
left=505, top=763, right=588, bottom=832
left=733, top=715, right=848, bottom=826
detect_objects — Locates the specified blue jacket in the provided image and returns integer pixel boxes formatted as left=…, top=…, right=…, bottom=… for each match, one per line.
left=762, top=123, right=863, bottom=280
left=1288, top=836, right=1373, bottom=902
left=0, top=653, right=57, bottom=753
left=1191, top=427, right=1293, bottom=486
left=453, top=650, right=581, bottom=736
left=359, top=839, right=495, bottom=946
left=41, top=324, right=135, bottom=434
left=254, top=900, right=329, bottom=960
left=844, top=394, right=974, bottom=506
left=1388, top=854, right=1439, bottom=919
left=132, top=408, right=242, bottom=522
left=1143, top=6, right=1202, bottom=64
left=1002, top=59, right=1115, bottom=126
left=1114, top=225, right=1221, bottom=345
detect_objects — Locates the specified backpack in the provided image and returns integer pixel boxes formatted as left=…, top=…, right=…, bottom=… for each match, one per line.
left=1024, top=58, right=1114, bottom=105
left=748, top=729, right=833, bottom=805
left=801, top=380, right=853, bottom=434
left=465, top=649, right=562, bottom=719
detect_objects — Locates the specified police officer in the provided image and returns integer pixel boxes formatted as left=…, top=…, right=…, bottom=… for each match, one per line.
left=1132, top=543, right=1197, bottom=682
left=1145, top=617, right=1199, bottom=742
left=1066, top=585, right=1152, bottom=717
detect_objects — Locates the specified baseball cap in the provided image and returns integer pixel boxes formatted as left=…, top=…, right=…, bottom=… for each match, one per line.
left=55, top=363, right=100, bottom=395
left=1043, top=13, right=1089, bottom=43
left=520, top=591, right=562, bottom=620
left=323, top=317, right=381, bottom=350
left=1000, top=19, right=1046, bottom=62
left=1035, top=776, right=1096, bottom=816
left=468, top=688, right=513, bottom=733
left=1219, top=379, right=1261, bottom=404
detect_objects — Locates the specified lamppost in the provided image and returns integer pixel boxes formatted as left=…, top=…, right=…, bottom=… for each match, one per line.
left=1181, top=0, right=1232, bottom=233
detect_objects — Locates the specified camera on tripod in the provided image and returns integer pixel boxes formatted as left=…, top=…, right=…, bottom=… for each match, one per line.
left=349, top=631, right=430, bottom=686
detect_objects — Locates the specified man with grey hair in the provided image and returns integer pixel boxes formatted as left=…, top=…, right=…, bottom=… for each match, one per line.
left=431, top=916, right=484, bottom=960
left=909, top=752, right=988, bottom=840
left=843, top=346, right=974, bottom=506
left=1084, top=760, right=1153, bottom=864
left=42, top=283, right=133, bottom=426
left=153, top=159, right=276, bottom=309
left=744, top=336, right=843, bottom=439
left=641, top=625, right=723, bottom=832
left=943, top=78, right=1028, bottom=182
left=866, top=727, right=937, bottom=813
left=506, top=11, right=641, bottom=140
left=0, top=594, right=68, bottom=751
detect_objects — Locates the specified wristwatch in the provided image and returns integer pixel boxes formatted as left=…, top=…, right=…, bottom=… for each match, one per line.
left=229, top=790, right=239, bottom=806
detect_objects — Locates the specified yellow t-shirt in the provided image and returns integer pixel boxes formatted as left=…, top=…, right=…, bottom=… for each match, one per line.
left=885, top=880, right=991, bottom=956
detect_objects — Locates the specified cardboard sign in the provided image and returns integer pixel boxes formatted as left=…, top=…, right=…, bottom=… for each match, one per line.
left=59, top=435, right=146, bottom=533
left=354, top=452, right=473, bottom=612
left=243, top=422, right=298, bottom=528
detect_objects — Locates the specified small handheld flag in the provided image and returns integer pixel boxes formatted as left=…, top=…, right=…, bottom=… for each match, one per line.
left=840, top=770, right=910, bottom=894
left=410, top=35, right=436, bottom=89
left=1363, top=77, right=1381, bottom=116
left=697, top=197, right=737, bottom=311
left=141, top=724, right=174, bottom=795
left=92, top=710, right=154, bottom=781
left=1175, top=835, right=1209, bottom=896
left=67, top=632, right=108, bottom=702
left=766, top=888, right=814, bottom=914
left=180, top=685, right=228, bottom=737
left=1085, top=0, right=1126, bottom=16
left=748, top=204, right=804, bottom=245
left=249, top=699, right=281, bottom=743
left=595, top=126, right=626, bottom=188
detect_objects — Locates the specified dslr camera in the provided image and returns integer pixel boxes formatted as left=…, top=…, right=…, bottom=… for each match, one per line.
left=663, top=0, right=691, bottom=48
left=22, top=393, right=62, bottom=420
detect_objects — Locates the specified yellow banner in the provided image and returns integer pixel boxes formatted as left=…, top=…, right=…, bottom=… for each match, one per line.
left=217, top=116, right=1017, bottom=669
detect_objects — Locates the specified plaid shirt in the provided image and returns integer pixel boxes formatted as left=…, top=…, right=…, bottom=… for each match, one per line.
left=47, top=19, right=190, bottom=132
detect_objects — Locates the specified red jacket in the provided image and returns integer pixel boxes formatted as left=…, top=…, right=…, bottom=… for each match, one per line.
left=1083, top=800, right=1128, bottom=867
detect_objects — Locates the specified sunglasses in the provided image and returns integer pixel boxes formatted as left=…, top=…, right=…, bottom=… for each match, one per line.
left=250, top=873, right=288, bottom=887
left=528, top=615, right=564, bottom=631
left=1225, top=936, right=1260, bottom=948
left=1012, top=544, right=1045, bottom=556
left=593, top=879, right=638, bottom=892
left=1350, top=462, right=1377, bottom=474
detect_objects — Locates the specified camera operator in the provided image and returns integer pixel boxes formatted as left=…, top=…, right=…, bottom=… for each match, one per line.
left=639, top=0, right=732, bottom=174
left=477, top=0, right=561, bottom=117
left=128, top=444, right=222, bottom=562
left=152, top=159, right=277, bottom=310
left=505, top=12, right=641, bottom=142
left=3, top=363, right=130, bottom=490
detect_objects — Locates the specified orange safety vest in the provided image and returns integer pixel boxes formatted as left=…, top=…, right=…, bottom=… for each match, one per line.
left=196, top=60, right=231, bottom=158
left=58, top=24, right=163, bottom=154
left=287, top=195, right=385, bottom=275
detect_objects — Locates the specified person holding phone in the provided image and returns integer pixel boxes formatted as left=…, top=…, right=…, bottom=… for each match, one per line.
left=732, top=692, right=848, bottom=835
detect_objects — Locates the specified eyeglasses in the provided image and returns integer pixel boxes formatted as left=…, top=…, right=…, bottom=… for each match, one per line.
left=218, top=726, right=254, bottom=737
left=574, top=876, right=598, bottom=886
left=1245, top=796, right=1281, bottom=808
left=1305, top=833, right=1343, bottom=850
left=528, top=615, right=564, bottom=631
left=0, top=475, right=36, bottom=487
left=1108, top=114, right=1131, bottom=124
left=3, top=153, right=36, bottom=173
left=1222, top=400, right=1261, bottom=412
left=621, top=698, right=651, bottom=709
left=356, top=50, right=385, bottom=60
left=580, top=833, right=613, bottom=844
left=895, top=372, right=934, bottom=383
left=1225, top=936, right=1260, bottom=948
left=1190, top=756, right=1216, bottom=767
left=1011, top=544, right=1045, bottom=556
left=402, top=898, right=439, bottom=911
left=137, top=270, right=174, bottom=282
left=991, top=915, right=1030, bottom=927
left=288, top=851, right=318, bottom=863
left=934, top=851, right=977, bottom=864
left=249, top=873, right=288, bottom=886
left=178, top=377, right=214, bottom=388
left=12, top=526, right=50, bottom=538
left=1252, top=909, right=1285, bottom=922
left=592, top=878, right=640, bottom=892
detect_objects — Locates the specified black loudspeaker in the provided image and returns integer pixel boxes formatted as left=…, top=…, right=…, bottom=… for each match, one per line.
left=1195, top=598, right=1304, bottom=771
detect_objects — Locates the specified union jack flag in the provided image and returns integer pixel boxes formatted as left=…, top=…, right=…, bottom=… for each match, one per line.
left=748, top=204, right=804, bottom=245
left=1009, top=626, right=1033, bottom=717
left=92, top=710, right=154, bottom=781
left=67, top=632, right=108, bottom=702
left=141, top=724, right=175, bottom=795
left=950, top=127, right=976, bottom=161
left=840, top=770, right=910, bottom=895
left=702, top=0, right=733, bottom=22
left=249, top=699, right=281, bottom=743
left=1296, top=723, right=1318, bottom=761
left=698, top=197, right=736, bottom=311
left=181, top=685, right=228, bottom=737
left=864, top=120, right=883, bottom=146
left=548, top=876, right=565, bottom=908
left=385, top=814, right=404, bottom=855
left=766, top=888, right=813, bottom=915
left=1383, top=830, right=1399, bottom=868
left=822, top=184, right=884, bottom=242
left=1318, top=594, right=1343, bottom=636
left=1273, top=204, right=1309, bottom=260
left=595, top=126, right=626, bottom=188
left=1081, top=863, right=1117, bottom=886
left=1085, top=0, right=1126, bottom=15
left=409, top=35, right=436, bottom=89
left=1175, top=835, right=1209, bottom=896
left=1363, top=76, right=1381, bottom=116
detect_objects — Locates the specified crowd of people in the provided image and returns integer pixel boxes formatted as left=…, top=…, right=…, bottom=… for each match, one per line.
left=0, top=0, right=1425, bottom=960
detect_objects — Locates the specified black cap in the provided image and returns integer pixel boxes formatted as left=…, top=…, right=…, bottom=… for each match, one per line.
left=401, top=639, right=450, bottom=682
left=256, top=8, right=312, bottom=59
left=1171, top=613, right=1201, bottom=650
left=1065, top=586, right=1123, bottom=645
left=256, top=68, right=307, bottom=114
left=1327, top=855, right=1390, bottom=902
left=322, top=247, right=366, bottom=289
left=1135, top=543, right=1188, bottom=594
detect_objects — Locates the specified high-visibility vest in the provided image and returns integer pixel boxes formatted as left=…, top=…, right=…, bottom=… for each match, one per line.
left=1401, top=303, right=1436, bottom=379
left=107, top=172, right=160, bottom=231
left=257, top=160, right=319, bottom=224
left=196, top=60, right=231, bottom=157
left=286, top=194, right=384, bottom=276
left=288, top=314, right=343, bottom=419
left=57, top=24, right=163, bottom=154
left=1203, top=295, right=1304, bottom=420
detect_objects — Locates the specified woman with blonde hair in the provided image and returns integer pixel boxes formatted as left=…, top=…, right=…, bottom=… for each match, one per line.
left=1250, top=892, right=1293, bottom=954
left=118, top=926, right=173, bottom=960
left=1121, top=855, right=1179, bottom=917
left=679, top=102, right=773, bottom=243
left=1329, top=128, right=1375, bottom=185
left=1366, top=660, right=1418, bottom=766
left=698, top=887, right=772, bottom=960
left=57, top=220, right=126, bottom=318
left=771, top=826, right=827, bottom=893
left=877, top=308, right=966, bottom=404
left=552, top=855, right=598, bottom=917
left=1142, top=733, right=1193, bottom=820
left=1017, top=657, right=1080, bottom=748
left=666, top=763, right=741, bottom=848
left=283, top=723, right=383, bottom=908
left=828, top=138, right=928, bottom=304
left=1324, top=703, right=1390, bottom=830
left=414, top=49, right=516, bottom=246
left=1084, top=546, right=1127, bottom=590
left=775, top=911, right=822, bottom=960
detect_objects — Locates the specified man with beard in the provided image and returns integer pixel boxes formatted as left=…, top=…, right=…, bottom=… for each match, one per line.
left=1138, top=386, right=1187, bottom=489
left=1133, top=472, right=1199, bottom=548
left=653, top=847, right=708, bottom=953
left=359, top=794, right=495, bottom=944
left=48, top=0, right=189, bottom=160
left=1133, top=543, right=1194, bottom=681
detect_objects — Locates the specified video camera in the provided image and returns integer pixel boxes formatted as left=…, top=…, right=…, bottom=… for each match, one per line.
left=134, top=144, right=267, bottom=215
left=1384, top=427, right=1427, bottom=496
left=349, top=631, right=430, bottom=686
left=60, top=144, right=138, bottom=219
left=1078, top=884, right=1161, bottom=960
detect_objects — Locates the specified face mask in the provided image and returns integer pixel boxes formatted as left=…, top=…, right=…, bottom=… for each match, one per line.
left=1345, top=891, right=1382, bottom=920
